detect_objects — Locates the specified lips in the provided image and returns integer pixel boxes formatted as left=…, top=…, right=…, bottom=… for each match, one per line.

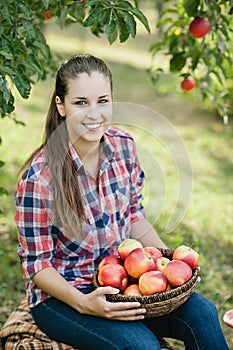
left=82, top=122, right=103, bottom=130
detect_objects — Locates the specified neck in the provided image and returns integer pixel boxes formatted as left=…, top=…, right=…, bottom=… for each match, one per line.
left=73, top=139, right=100, bottom=161
left=75, top=141, right=100, bottom=179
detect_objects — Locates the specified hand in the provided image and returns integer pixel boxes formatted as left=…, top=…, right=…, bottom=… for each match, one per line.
left=79, top=286, right=146, bottom=321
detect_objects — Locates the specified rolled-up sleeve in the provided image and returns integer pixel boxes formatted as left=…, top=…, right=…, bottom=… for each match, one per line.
left=15, top=179, right=54, bottom=279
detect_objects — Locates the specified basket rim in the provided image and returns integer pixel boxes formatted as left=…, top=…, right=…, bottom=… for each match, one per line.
left=93, top=267, right=199, bottom=304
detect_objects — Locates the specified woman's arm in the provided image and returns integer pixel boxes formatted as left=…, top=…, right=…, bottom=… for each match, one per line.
left=130, top=218, right=168, bottom=248
left=32, top=267, right=146, bottom=321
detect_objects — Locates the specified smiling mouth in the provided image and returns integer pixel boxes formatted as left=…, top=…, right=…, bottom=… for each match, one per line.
left=83, top=122, right=104, bottom=130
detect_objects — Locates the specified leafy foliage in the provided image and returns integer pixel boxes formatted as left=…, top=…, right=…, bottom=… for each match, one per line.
left=1, top=0, right=233, bottom=212
left=0, top=0, right=52, bottom=117
left=0, top=0, right=150, bottom=209
left=0, top=0, right=150, bottom=118
left=82, top=0, right=150, bottom=44
left=149, top=0, right=233, bottom=123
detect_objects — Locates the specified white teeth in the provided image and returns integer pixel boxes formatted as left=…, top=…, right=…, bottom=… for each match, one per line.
left=84, top=123, right=102, bottom=130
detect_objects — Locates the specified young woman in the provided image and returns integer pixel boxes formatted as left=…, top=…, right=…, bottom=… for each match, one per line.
left=15, top=54, right=229, bottom=350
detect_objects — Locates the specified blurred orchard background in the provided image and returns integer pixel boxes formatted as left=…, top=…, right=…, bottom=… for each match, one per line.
left=0, top=1, right=232, bottom=348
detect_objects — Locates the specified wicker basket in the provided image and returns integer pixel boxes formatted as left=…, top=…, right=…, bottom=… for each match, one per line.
left=93, top=248, right=199, bottom=318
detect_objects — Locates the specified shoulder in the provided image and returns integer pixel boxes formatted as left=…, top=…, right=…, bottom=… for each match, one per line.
left=105, top=127, right=135, bottom=149
left=105, top=126, right=134, bottom=140
left=105, top=127, right=137, bottom=160
left=20, top=149, right=51, bottom=187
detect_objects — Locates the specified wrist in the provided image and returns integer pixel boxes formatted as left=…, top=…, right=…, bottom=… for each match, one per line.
left=67, top=286, right=88, bottom=313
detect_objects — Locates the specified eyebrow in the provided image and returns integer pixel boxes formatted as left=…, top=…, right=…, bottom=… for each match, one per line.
left=72, top=94, right=111, bottom=100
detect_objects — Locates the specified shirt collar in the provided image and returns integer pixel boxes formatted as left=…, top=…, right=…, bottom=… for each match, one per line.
left=100, top=129, right=115, bottom=162
left=68, top=129, right=115, bottom=172
left=68, top=143, right=83, bottom=172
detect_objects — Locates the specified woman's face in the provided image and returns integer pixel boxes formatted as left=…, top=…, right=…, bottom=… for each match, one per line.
left=56, top=71, right=113, bottom=152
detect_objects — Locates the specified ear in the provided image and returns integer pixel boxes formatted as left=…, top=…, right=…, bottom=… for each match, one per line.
left=55, top=96, right=65, bottom=117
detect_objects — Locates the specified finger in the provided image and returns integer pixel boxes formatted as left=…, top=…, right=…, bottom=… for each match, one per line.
left=105, top=306, right=146, bottom=320
left=95, top=286, right=120, bottom=296
left=107, top=301, right=142, bottom=310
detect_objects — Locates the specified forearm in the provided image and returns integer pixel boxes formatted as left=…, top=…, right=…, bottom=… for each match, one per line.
left=130, top=218, right=168, bottom=248
left=32, top=266, right=146, bottom=321
left=32, top=267, right=86, bottom=313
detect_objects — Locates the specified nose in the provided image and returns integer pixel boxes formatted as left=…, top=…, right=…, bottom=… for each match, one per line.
left=86, top=105, right=102, bottom=119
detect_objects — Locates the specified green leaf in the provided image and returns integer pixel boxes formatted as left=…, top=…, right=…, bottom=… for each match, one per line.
left=0, top=76, right=14, bottom=107
left=84, top=0, right=100, bottom=5
left=58, top=6, right=69, bottom=28
left=17, top=2, right=32, bottom=18
left=170, top=53, right=186, bottom=72
left=0, top=186, right=9, bottom=196
left=21, top=18, right=37, bottom=41
left=126, top=13, right=136, bottom=38
left=13, top=68, right=31, bottom=99
left=169, top=34, right=180, bottom=53
left=101, top=8, right=111, bottom=26
left=0, top=2, right=12, bottom=25
left=25, top=54, right=44, bottom=77
left=191, top=53, right=201, bottom=70
left=184, top=0, right=200, bottom=17
left=42, top=0, right=50, bottom=9
left=0, top=92, right=15, bottom=116
left=0, top=49, right=13, bottom=60
left=83, top=7, right=104, bottom=27
left=106, top=19, right=118, bottom=44
left=117, top=16, right=130, bottom=43
left=130, top=8, right=150, bottom=33
left=117, top=1, right=134, bottom=10
left=32, top=40, right=50, bottom=59
left=0, top=65, right=15, bottom=77
left=0, top=160, right=5, bottom=168
left=156, top=17, right=175, bottom=28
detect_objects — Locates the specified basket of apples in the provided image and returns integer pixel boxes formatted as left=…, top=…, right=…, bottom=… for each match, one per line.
left=93, top=239, right=200, bottom=317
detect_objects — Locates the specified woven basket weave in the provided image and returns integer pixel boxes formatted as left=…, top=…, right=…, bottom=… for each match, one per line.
left=93, top=248, right=199, bottom=318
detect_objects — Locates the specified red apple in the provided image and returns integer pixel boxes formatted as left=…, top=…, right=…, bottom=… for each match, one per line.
left=139, top=270, right=168, bottom=295
left=223, top=309, right=233, bottom=328
left=181, top=77, right=196, bottom=92
left=43, top=11, right=55, bottom=20
left=124, top=248, right=156, bottom=279
left=144, top=247, right=162, bottom=263
left=98, top=255, right=122, bottom=270
left=173, top=245, right=199, bottom=269
left=98, top=264, right=128, bottom=291
left=163, top=260, right=192, bottom=287
left=124, top=284, right=142, bottom=296
left=154, top=256, right=170, bottom=272
left=118, top=238, right=143, bottom=261
left=189, top=17, right=211, bottom=38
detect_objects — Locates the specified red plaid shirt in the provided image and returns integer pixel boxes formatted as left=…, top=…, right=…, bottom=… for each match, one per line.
left=15, top=127, right=145, bottom=307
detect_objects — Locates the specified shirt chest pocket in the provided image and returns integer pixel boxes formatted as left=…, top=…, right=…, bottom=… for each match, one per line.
left=106, top=180, right=131, bottom=219
left=115, top=186, right=129, bottom=209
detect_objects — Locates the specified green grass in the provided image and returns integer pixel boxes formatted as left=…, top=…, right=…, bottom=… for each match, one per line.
left=0, top=24, right=233, bottom=348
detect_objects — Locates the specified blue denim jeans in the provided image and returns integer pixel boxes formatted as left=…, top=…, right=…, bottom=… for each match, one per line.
left=31, top=292, right=229, bottom=350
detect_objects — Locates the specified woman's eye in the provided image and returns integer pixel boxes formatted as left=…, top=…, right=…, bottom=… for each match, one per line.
left=75, top=100, right=86, bottom=106
left=99, top=99, right=108, bottom=104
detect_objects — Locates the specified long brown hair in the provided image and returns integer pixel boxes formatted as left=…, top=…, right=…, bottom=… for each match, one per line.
left=20, top=54, right=113, bottom=240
